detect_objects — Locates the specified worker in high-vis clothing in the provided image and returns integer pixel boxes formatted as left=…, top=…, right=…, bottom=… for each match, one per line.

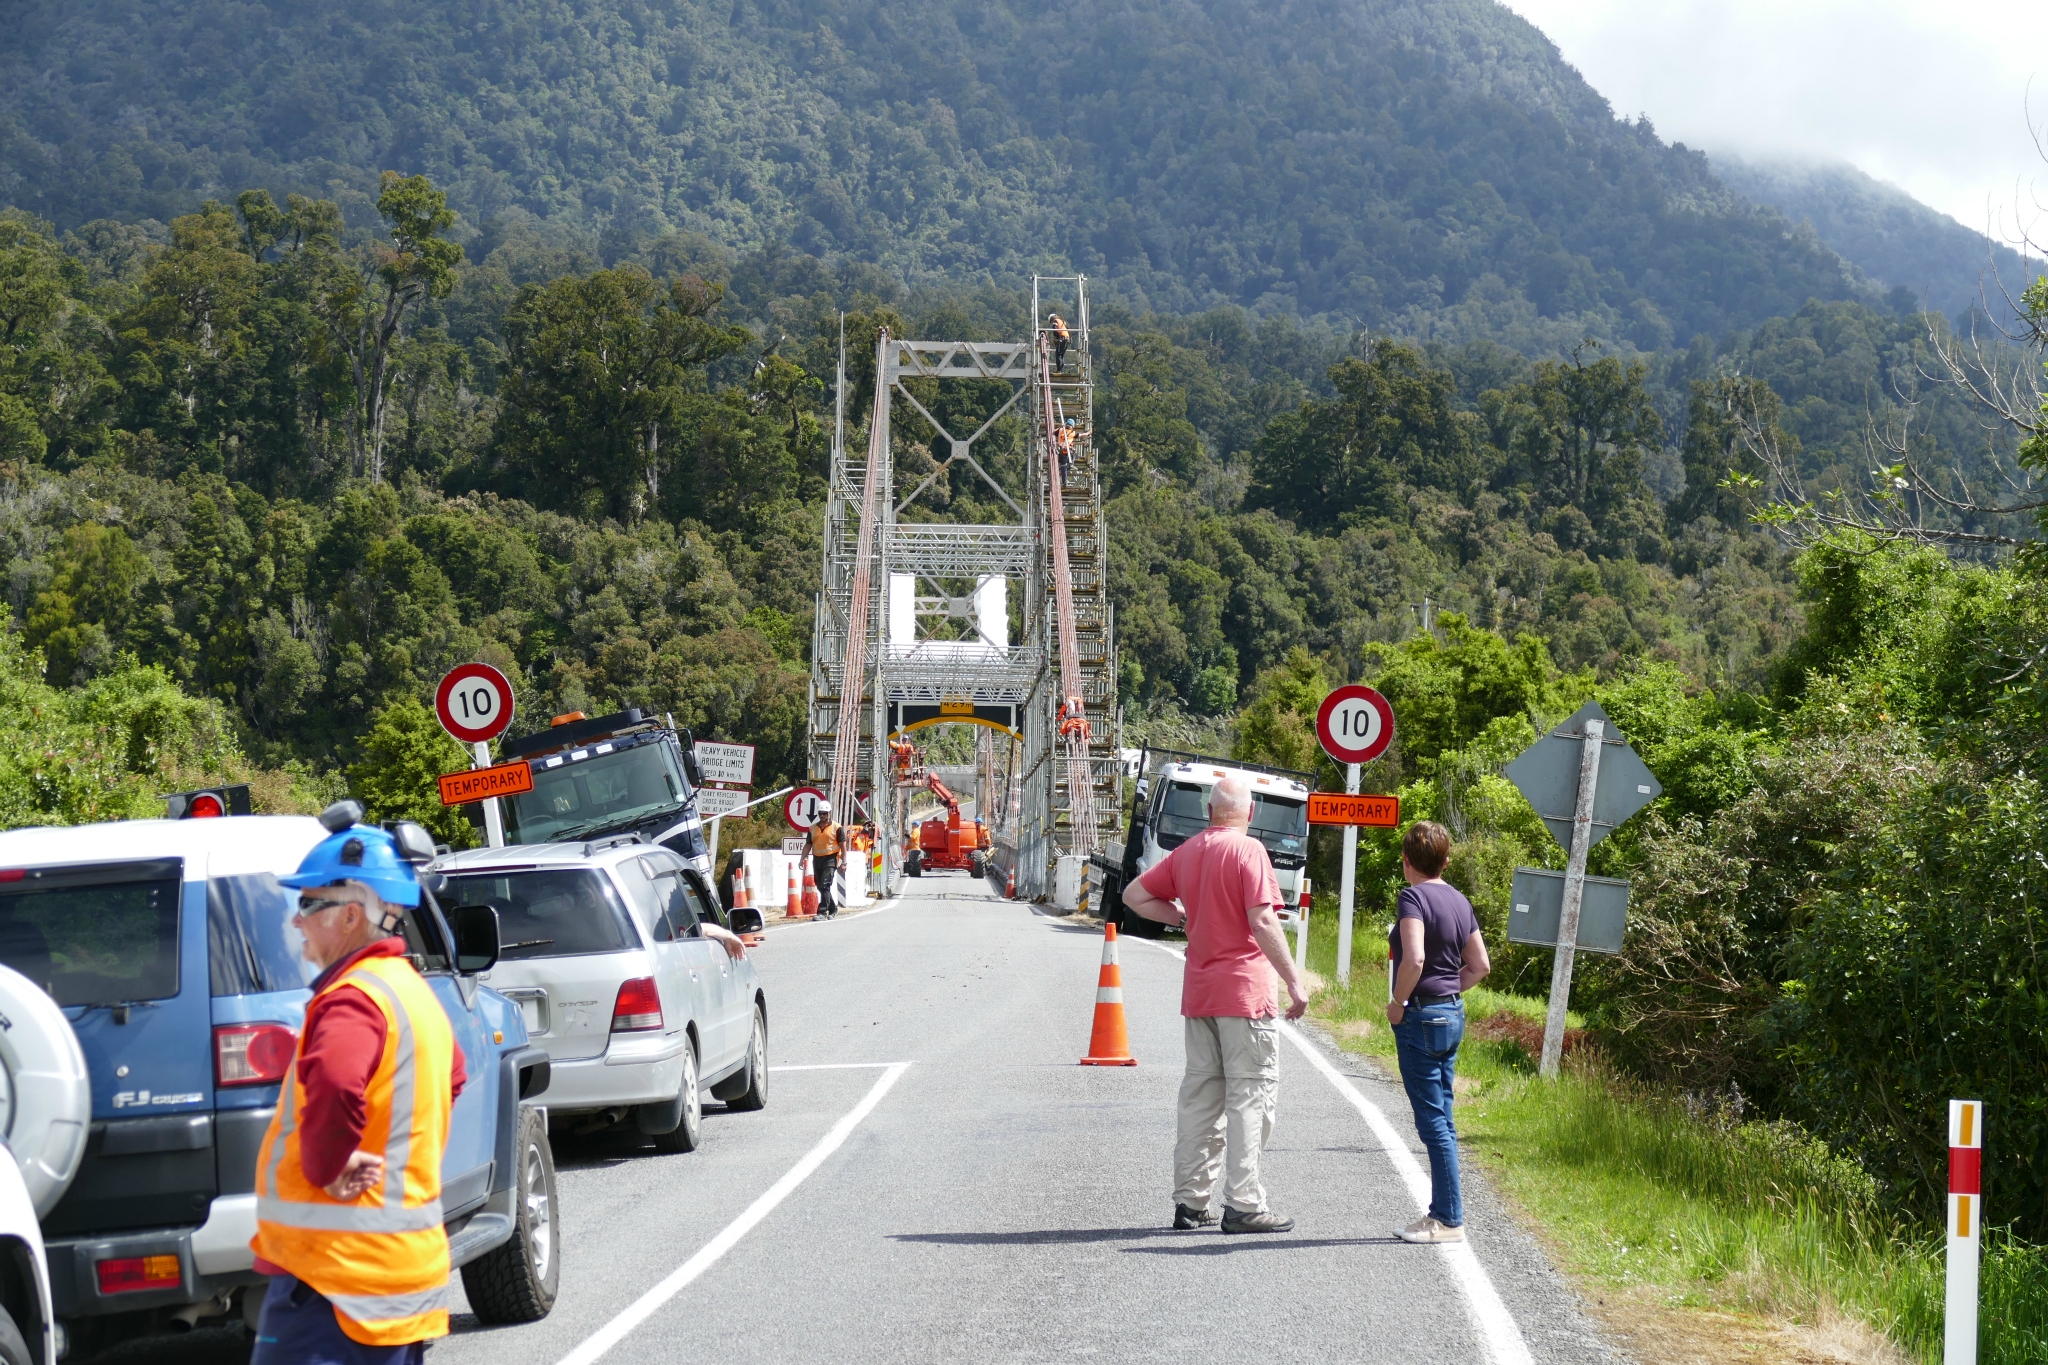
left=810, top=800, right=843, bottom=919
left=251, top=821, right=466, bottom=1364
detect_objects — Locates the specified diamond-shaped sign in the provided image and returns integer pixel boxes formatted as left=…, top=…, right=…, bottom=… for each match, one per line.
left=1503, top=700, right=1661, bottom=851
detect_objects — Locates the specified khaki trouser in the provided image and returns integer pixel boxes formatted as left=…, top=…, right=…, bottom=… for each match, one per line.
left=1173, top=1015, right=1279, bottom=1214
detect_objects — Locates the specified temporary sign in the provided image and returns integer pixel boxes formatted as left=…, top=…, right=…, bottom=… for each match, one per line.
left=785, top=786, right=827, bottom=830
left=435, top=663, right=516, bottom=745
left=1306, top=792, right=1402, bottom=828
left=1503, top=700, right=1661, bottom=852
left=694, top=741, right=757, bottom=787
left=437, top=760, right=534, bottom=807
left=1505, top=867, right=1629, bottom=955
left=697, top=787, right=750, bottom=818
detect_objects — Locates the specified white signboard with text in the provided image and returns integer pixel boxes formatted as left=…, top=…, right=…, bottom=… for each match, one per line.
left=694, top=741, right=757, bottom=787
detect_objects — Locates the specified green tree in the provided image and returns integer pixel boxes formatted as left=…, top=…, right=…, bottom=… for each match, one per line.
left=493, top=268, right=749, bottom=520
left=347, top=698, right=477, bottom=848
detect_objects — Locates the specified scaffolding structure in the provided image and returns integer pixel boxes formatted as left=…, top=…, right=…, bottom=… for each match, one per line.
left=806, top=278, right=1121, bottom=899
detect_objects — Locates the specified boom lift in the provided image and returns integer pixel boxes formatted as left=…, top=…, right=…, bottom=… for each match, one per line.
left=905, top=769, right=990, bottom=878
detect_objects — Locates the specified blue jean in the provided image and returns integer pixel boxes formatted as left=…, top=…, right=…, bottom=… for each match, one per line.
left=250, top=1275, right=427, bottom=1365
left=1394, top=999, right=1466, bottom=1227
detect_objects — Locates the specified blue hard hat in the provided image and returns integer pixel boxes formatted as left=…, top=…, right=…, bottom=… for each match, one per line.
left=279, top=824, right=423, bottom=908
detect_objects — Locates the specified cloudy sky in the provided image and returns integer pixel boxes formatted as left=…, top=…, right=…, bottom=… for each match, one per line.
left=1499, top=0, right=2047, bottom=240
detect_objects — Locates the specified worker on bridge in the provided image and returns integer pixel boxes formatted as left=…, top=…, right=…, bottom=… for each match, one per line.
left=252, top=822, right=466, bottom=1364
left=1046, top=313, right=1070, bottom=370
left=810, top=800, right=843, bottom=919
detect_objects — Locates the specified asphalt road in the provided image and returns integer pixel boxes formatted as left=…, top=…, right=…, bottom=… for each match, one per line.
left=97, top=875, right=1623, bottom=1364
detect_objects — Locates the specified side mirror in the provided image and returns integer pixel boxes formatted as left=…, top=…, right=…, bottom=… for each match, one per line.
left=730, top=905, right=763, bottom=936
left=449, top=904, right=501, bottom=974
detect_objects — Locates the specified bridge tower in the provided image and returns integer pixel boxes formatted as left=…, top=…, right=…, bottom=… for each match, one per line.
left=807, top=279, right=1121, bottom=899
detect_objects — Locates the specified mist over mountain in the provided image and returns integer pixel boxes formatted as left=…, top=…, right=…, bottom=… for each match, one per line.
left=1712, top=154, right=2036, bottom=322
left=1, top=0, right=1877, bottom=343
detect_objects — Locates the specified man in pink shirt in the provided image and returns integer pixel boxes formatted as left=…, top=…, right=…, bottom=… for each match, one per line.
left=1121, top=775, right=1309, bottom=1234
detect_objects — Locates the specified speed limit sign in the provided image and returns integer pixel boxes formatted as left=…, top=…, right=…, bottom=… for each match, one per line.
left=785, top=786, right=826, bottom=830
left=1315, top=684, right=1395, bottom=766
left=435, top=663, right=516, bottom=744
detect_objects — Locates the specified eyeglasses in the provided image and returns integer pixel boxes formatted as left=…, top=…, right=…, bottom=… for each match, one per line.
left=293, top=896, right=358, bottom=920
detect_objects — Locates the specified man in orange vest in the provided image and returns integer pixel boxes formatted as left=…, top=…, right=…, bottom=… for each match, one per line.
left=810, top=800, right=843, bottom=919
left=251, top=821, right=466, bottom=1364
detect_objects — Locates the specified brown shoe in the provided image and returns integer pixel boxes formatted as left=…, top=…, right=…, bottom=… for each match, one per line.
left=1396, top=1216, right=1464, bottom=1244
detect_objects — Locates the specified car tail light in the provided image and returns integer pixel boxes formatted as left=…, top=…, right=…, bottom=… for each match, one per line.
left=215, top=1024, right=297, bottom=1086
left=97, top=1254, right=181, bottom=1294
left=612, top=977, right=663, bottom=1032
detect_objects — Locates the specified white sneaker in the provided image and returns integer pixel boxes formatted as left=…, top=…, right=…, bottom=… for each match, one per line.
left=1396, top=1216, right=1464, bottom=1244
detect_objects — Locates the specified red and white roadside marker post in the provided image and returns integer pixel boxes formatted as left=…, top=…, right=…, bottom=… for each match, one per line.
left=1947, top=1098, right=1983, bottom=1365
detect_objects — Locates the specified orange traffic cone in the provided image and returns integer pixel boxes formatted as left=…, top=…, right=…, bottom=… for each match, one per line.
left=1080, top=923, right=1137, bottom=1066
left=786, top=860, right=805, bottom=919
left=801, top=859, right=820, bottom=917
left=1005, top=865, right=1016, bottom=899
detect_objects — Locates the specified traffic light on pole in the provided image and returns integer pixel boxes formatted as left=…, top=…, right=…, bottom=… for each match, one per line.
left=164, top=784, right=253, bottom=819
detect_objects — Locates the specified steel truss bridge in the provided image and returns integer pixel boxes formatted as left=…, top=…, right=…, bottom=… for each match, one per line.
left=806, top=278, right=1121, bottom=899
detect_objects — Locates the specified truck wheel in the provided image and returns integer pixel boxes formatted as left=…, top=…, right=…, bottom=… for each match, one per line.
left=969, top=853, right=986, bottom=880
left=718, top=1006, right=768, bottom=1112
left=648, top=1037, right=703, bottom=1153
left=461, top=1107, right=560, bottom=1324
left=906, top=851, right=923, bottom=877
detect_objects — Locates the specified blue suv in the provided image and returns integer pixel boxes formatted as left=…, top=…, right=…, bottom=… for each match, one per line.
left=0, top=806, right=558, bottom=1358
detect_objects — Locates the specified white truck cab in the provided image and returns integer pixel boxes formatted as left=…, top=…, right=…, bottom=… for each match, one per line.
left=1100, top=748, right=1313, bottom=939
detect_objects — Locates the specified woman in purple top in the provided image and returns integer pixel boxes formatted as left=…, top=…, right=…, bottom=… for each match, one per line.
left=1384, top=820, right=1491, bottom=1244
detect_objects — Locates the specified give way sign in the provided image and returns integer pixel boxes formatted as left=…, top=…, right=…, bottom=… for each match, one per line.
left=785, top=787, right=827, bottom=830
left=435, top=663, right=516, bottom=744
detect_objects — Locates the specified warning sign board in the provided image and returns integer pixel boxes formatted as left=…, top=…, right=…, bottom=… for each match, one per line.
left=1306, top=791, right=1401, bottom=828
left=438, top=761, right=535, bottom=807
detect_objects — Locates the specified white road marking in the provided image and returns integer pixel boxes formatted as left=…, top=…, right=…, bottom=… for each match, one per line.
left=552, top=1062, right=913, bottom=1365
left=769, top=1062, right=911, bottom=1071
left=1129, top=936, right=1533, bottom=1365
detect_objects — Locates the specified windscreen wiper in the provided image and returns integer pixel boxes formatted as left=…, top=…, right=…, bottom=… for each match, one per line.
left=501, top=938, right=555, bottom=952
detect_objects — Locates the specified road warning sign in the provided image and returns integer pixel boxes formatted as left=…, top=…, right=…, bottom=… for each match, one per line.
left=438, top=760, right=535, bottom=807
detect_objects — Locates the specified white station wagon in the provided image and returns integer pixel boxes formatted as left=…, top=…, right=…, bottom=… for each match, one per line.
left=435, top=838, right=767, bottom=1152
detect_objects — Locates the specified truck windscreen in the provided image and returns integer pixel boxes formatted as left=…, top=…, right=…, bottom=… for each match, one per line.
left=503, top=740, right=690, bottom=843
left=1249, top=794, right=1308, bottom=864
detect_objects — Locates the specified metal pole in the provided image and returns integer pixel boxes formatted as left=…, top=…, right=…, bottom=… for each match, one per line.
left=1336, top=761, right=1360, bottom=986
left=708, top=816, right=722, bottom=869
left=1539, top=717, right=1604, bottom=1077
left=474, top=741, right=504, bottom=849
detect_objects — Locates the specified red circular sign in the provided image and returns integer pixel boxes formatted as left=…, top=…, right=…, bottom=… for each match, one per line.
left=1315, top=684, right=1395, bottom=765
left=435, top=663, right=516, bottom=744
left=785, top=787, right=827, bottom=830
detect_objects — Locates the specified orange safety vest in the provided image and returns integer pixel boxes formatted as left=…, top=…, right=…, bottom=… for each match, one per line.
left=252, top=954, right=455, bottom=1346
left=811, top=822, right=842, bottom=857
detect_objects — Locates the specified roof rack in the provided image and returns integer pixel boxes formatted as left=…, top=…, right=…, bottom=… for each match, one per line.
left=583, top=833, right=646, bottom=857
left=1135, top=745, right=1314, bottom=788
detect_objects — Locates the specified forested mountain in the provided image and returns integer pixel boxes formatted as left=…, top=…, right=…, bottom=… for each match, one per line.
left=2, top=0, right=1873, bottom=342
left=1713, top=154, right=2035, bottom=321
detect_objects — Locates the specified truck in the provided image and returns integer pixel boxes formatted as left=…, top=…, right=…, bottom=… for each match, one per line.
left=496, top=708, right=715, bottom=877
left=904, top=771, right=989, bottom=879
left=1097, top=747, right=1314, bottom=938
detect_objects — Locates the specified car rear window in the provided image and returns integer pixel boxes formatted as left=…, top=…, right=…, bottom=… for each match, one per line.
left=209, top=872, right=316, bottom=995
left=439, top=869, right=641, bottom=961
left=0, top=858, right=183, bottom=1006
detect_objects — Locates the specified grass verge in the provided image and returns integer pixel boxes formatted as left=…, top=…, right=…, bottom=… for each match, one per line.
left=1293, top=898, right=2043, bottom=1364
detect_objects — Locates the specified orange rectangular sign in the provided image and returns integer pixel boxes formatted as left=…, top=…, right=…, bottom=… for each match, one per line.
left=1307, top=791, right=1401, bottom=828
left=438, top=760, right=535, bottom=807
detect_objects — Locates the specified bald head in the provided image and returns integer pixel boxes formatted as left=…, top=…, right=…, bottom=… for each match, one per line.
left=1207, top=776, right=1253, bottom=827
